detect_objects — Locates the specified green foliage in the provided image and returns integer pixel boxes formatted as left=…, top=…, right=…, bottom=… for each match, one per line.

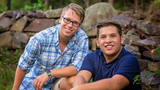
left=0, top=47, right=21, bottom=90
left=153, top=0, right=160, bottom=9
left=133, top=69, right=160, bottom=90
left=21, top=0, right=47, bottom=11
left=1, top=0, right=160, bottom=13
left=0, top=0, right=7, bottom=13
left=0, top=67, right=15, bottom=90
left=152, top=46, right=160, bottom=58
left=113, top=1, right=125, bottom=12
left=150, top=69, right=160, bottom=74
left=133, top=74, right=141, bottom=85
left=11, top=0, right=32, bottom=10
left=89, top=78, right=93, bottom=83
left=0, top=47, right=20, bottom=64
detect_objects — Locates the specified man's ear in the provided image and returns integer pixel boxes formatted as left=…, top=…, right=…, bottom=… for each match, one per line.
left=59, top=16, right=62, bottom=24
left=121, top=36, right=124, bottom=44
left=79, top=24, right=82, bottom=28
left=96, top=38, right=99, bottom=47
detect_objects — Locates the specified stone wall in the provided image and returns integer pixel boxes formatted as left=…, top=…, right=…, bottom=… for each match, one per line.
left=0, top=2, right=160, bottom=89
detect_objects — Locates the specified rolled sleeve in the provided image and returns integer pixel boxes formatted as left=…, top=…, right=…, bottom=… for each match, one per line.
left=18, top=36, right=41, bottom=71
left=71, top=37, right=89, bottom=71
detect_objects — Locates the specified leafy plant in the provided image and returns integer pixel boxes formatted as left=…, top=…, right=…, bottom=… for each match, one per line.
left=151, top=46, right=160, bottom=58
left=133, top=69, right=160, bottom=90
left=0, top=47, right=20, bottom=65
left=89, top=78, right=93, bottom=83
left=133, top=46, right=160, bottom=90
left=20, top=0, right=49, bottom=11
left=0, top=47, right=21, bottom=90
left=133, top=74, right=141, bottom=85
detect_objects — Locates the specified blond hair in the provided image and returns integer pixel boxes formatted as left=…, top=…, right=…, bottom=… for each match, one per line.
left=61, top=3, right=84, bottom=23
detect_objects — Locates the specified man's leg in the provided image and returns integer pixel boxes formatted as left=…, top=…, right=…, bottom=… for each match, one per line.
left=52, top=76, right=75, bottom=90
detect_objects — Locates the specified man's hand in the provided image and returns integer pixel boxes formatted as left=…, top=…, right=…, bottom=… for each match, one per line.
left=33, top=72, right=49, bottom=90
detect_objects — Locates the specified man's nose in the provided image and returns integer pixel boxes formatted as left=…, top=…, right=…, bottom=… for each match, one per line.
left=105, top=37, right=111, bottom=43
left=68, top=21, right=73, bottom=27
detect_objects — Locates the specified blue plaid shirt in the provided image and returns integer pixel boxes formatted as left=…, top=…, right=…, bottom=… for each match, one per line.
left=18, top=24, right=89, bottom=90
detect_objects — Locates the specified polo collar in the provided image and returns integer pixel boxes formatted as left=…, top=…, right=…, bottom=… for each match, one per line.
left=97, top=47, right=128, bottom=63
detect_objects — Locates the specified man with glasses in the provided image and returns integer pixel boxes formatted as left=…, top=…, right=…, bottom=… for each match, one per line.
left=13, top=3, right=89, bottom=90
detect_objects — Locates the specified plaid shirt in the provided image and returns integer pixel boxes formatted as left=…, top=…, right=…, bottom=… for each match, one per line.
left=18, top=24, right=89, bottom=90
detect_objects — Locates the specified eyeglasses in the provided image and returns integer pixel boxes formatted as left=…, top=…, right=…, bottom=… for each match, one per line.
left=62, top=16, right=81, bottom=27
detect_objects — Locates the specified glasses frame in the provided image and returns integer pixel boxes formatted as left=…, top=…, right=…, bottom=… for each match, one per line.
left=62, top=16, right=81, bottom=27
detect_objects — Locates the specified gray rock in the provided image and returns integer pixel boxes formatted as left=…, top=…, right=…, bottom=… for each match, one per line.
left=122, top=35, right=130, bottom=45
left=91, top=38, right=97, bottom=51
left=55, top=18, right=60, bottom=25
left=12, top=32, right=29, bottom=49
left=0, top=17, right=12, bottom=32
left=0, top=12, right=7, bottom=21
left=81, top=2, right=118, bottom=37
left=24, top=19, right=55, bottom=32
left=141, top=71, right=160, bottom=86
left=10, top=16, right=28, bottom=32
left=124, top=44, right=141, bottom=59
left=142, top=24, right=160, bottom=36
left=148, top=62, right=160, bottom=71
left=143, top=50, right=160, bottom=61
left=45, top=8, right=62, bottom=18
left=112, top=16, right=137, bottom=26
left=0, top=31, right=12, bottom=49
left=138, top=59, right=151, bottom=71
left=138, top=39, right=156, bottom=46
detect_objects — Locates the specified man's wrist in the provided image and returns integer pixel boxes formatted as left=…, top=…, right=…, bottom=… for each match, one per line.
left=46, top=70, right=52, bottom=78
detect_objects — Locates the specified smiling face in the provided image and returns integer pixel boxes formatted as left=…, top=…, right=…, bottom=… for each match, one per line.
left=59, top=8, right=81, bottom=40
left=96, top=26, right=124, bottom=62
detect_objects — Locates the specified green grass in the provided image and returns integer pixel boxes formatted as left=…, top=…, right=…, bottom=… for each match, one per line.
left=0, top=47, right=22, bottom=90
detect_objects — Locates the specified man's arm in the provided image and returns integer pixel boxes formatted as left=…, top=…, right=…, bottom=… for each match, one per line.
left=50, top=65, right=78, bottom=77
left=71, top=74, right=130, bottom=90
left=33, top=65, right=78, bottom=90
left=12, top=66, right=27, bottom=90
left=73, top=70, right=92, bottom=87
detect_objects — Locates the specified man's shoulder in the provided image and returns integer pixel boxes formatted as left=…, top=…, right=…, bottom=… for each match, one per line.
left=33, top=25, right=59, bottom=39
left=120, top=48, right=137, bottom=58
left=118, top=48, right=139, bottom=65
left=76, top=28, right=88, bottom=38
left=87, top=50, right=101, bottom=58
left=39, top=25, right=59, bottom=36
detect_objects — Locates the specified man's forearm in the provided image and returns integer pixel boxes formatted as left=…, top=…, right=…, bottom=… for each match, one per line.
left=73, top=75, right=86, bottom=87
left=72, top=75, right=130, bottom=90
left=50, top=65, right=78, bottom=78
left=12, top=66, right=26, bottom=90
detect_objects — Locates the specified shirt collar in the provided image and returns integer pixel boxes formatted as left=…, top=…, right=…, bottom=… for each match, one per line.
left=97, top=47, right=128, bottom=62
left=55, top=24, right=60, bottom=46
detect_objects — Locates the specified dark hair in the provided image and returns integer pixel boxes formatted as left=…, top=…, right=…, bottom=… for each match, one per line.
left=96, top=20, right=122, bottom=38
left=61, top=3, right=84, bottom=23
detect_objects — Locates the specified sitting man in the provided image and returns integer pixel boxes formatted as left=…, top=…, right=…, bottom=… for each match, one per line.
left=71, top=20, right=142, bottom=90
left=12, top=3, right=89, bottom=90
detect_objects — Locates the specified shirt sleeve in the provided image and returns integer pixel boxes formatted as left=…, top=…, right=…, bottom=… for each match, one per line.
left=70, top=37, right=89, bottom=71
left=18, top=36, right=41, bottom=71
left=79, top=53, right=94, bottom=74
left=115, top=56, right=141, bottom=83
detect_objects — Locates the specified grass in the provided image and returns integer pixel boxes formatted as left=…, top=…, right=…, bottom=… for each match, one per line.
left=0, top=47, right=22, bottom=90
